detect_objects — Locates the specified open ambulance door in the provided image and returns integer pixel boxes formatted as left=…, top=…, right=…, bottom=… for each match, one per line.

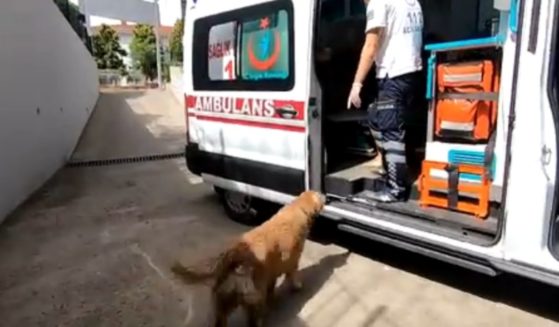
left=307, top=0, right=325, bottom=193
left=494, top=0, right=559, bottom=283
left=184, top=0, right=316, bottom=215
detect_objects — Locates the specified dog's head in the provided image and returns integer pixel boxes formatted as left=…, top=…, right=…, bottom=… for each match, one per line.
left=297, top=190, right=326, bottom=217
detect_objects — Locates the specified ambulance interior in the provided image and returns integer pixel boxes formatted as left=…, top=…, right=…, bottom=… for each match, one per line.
left=314, top=0, right=511, bottom=244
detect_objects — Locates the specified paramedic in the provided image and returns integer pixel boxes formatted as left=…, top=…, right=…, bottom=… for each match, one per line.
left=347, top=0, right=423, bottom=202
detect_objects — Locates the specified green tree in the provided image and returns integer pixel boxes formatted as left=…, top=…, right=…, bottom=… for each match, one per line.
left=91, top=24, right=127, bottom=70
left=130, top=24, right=158, bottom=81
left=170, top=19, right=184, bottom=64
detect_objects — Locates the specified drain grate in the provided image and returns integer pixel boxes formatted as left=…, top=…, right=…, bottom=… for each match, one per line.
left=66, top=152, right=184, bottom=168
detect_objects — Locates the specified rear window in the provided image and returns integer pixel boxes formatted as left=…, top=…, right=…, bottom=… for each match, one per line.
left=192, top=1, right=294, bottom=91
left=319, top=0, right=365, bottom=23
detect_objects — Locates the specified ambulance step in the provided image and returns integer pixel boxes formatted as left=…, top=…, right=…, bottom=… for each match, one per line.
left=326, top=110, right=369, bottom=123
left=331, top=197, right=499, bottom=243
left=337, top=224, right=499, bottom=276
left=349, top=190, right=499, bottom=236
left=325, top=162, right=384, bottom=198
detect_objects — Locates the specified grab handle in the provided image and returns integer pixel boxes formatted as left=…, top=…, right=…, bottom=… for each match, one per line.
left=509, top=0, right=519, bottom=33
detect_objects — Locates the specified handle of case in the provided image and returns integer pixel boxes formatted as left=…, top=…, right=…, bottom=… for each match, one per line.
left=509, top=0, right=519, bottom=33
left=426, top=53, right=436, bottom=100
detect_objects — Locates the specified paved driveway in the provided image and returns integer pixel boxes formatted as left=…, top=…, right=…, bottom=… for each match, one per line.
left=0, top=89, right=557, bottom=327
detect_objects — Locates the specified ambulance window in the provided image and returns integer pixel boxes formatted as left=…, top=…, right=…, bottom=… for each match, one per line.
left=321, top=0, right=346, bottom=22
left=239, top=10, right=289, bottom=81
left=349, top=0, right=365, bottom=16
left=193, top=0, right=294, bottom=91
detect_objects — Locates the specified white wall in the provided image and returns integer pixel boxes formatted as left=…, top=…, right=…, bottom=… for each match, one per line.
left=169, top=65, right=184, bottom=106
left=81, top=0, right=157, bottom=25
left=0, top=0, right=99, bottom=222
left=119, top=34, right=134, bottom=69
left=77, top=0, right=181, bottom=27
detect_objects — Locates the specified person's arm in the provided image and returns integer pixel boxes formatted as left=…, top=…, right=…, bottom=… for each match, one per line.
left=347, top=0, right=387, bottom=109
left=353, top=28, right=382, bottom=86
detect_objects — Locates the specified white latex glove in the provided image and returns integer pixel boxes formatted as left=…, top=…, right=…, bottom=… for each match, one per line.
left=347, top=82, right=363, bottom=109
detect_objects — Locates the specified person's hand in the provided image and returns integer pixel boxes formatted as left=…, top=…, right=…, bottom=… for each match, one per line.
left=347, top=82, right=363, bottom=109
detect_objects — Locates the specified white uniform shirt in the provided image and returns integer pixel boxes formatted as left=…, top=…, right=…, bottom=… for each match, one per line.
left=365, top=0, right=424, bottom=79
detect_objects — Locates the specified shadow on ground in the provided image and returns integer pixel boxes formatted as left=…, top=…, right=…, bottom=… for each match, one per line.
left=310, top=219, right=559, bottom=324
left=266, top=251, right=352, bottom=327
left=213, top=251, right=351, bottom=327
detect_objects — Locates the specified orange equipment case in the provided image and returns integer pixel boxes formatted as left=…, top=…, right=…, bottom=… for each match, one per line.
left=418, top=160, right=490, bottom=219
left=434, top=60, right=500, bottom=141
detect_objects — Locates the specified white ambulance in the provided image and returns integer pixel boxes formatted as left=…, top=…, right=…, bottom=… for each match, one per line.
left=182, top=0, right=559, bottom=287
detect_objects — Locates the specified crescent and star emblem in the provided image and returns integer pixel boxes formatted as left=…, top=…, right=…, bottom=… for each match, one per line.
left=247, top=17, right=281, bottom=71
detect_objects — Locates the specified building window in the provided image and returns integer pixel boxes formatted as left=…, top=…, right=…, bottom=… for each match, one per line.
left=192, top=1, right=294, bottom=91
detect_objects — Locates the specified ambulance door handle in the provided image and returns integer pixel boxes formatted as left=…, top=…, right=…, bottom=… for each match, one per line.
left=311, top=108, right=319, bottom=119
left=542, top=145, right=552, bottom=166
left=309, top=97, right=319, bottom=119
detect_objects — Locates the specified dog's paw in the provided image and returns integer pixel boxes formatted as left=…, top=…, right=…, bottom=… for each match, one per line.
left=290, top=279, right=303, bottom=292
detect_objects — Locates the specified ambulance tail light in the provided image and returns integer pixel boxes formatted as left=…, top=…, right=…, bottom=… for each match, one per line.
left=184, top=93, right=191, bottom=143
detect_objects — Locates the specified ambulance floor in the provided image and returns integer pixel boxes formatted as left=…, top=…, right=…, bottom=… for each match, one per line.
left=354, top=191, right=499, bottom=238
left=0, top=89, right=557, bottom=327
left=325, top=162, right=498, bottom=241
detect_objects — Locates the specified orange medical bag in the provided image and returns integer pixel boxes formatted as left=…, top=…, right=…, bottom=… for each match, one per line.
left=434, top=60, right=499, bottom=141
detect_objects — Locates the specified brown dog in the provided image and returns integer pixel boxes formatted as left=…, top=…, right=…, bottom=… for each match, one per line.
left=171, top=190, right=325, bottom=327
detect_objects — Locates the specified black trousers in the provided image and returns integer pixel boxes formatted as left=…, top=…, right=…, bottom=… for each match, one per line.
left=367, top=71, right=422, bottom=198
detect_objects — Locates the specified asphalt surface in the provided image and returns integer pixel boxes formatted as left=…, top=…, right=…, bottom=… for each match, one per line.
left=0, top=89, right=558, bottom=327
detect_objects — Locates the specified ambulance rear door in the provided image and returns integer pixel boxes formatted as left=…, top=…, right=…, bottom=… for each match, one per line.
left=185, top=0, right=315, bottom=197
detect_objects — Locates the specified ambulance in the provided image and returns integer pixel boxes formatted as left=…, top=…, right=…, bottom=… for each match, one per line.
left=182, top=0, right=559, bottom=287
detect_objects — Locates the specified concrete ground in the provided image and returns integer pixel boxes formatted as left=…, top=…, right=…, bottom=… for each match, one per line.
left=1, top=89, right=558, bottom=327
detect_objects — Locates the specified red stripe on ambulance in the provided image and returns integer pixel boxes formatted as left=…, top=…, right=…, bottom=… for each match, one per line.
left=192, top=115, right=305, bottom=132
left=185, top=95, right=306, bottom=132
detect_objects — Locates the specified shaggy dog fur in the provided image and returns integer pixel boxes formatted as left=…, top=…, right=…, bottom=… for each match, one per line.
left=171, top=190, right=325, bottom=327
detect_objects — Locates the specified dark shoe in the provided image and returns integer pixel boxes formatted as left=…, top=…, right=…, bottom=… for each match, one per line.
left=368, top=185, right=407, bottom=203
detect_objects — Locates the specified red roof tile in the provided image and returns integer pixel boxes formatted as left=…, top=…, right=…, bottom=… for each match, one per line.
left=91, top=23, right=174, bottom=38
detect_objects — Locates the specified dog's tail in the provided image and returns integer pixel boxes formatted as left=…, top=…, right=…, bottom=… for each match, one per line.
left=171, top=243, right=248, bottom=284
left=170, top=260, right=216, bottom=283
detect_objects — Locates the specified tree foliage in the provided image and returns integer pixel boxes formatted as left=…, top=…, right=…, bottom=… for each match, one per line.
left=170, top=19, right=184, bottom=64
left=130, top=24, right=158, bottom=81
left=92, top=24, right=127, bottom=71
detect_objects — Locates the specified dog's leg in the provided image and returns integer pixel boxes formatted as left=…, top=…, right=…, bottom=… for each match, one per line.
left=285, top=270, right=303, bottom=291
left=285, top=253, right=304, bottom=292
left=212, top=298, right=232, bottom=327
left=245, top=302, right=266, bottom=327
left=266, top=277, right=277, bottom=304
left=245, top=277, right=270, bottom=327
left=213, top=313, right=228, bottom=327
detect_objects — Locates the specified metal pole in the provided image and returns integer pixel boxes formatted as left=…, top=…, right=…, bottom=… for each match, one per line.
left=79, top=0, right=92, bottom=35
left=154, top=0, right=163, bottom=89
left=65, top=0, right=71, bottom=20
